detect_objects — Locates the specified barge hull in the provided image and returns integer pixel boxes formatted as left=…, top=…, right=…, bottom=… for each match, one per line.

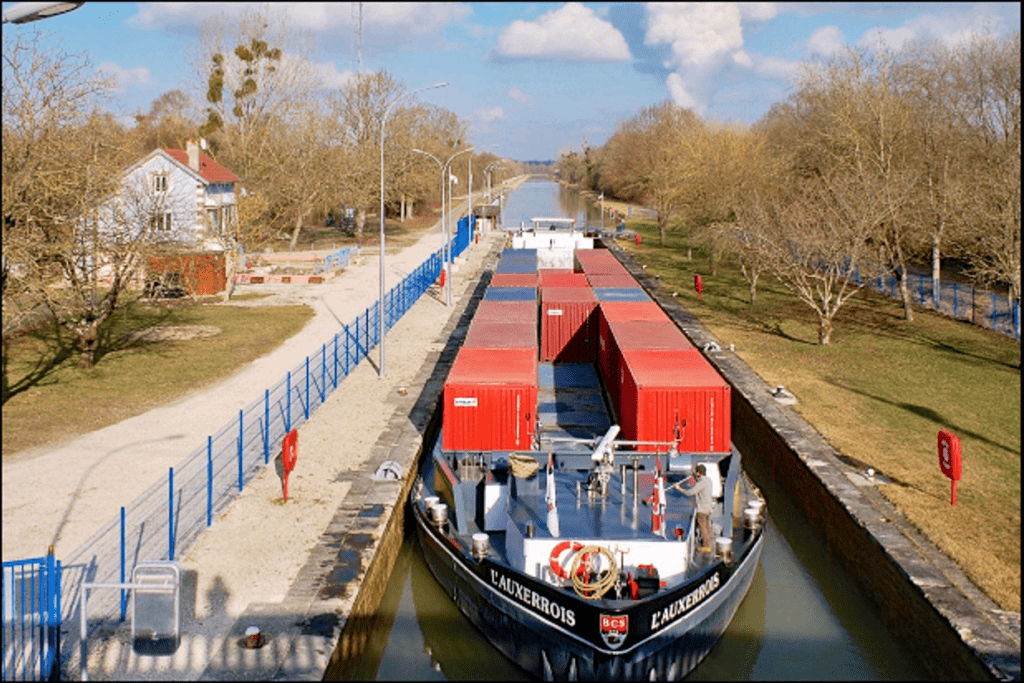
left=413, top=504, right=764, bottom=681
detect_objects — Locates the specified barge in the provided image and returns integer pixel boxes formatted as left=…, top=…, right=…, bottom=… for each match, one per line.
left=411, top=228, right=765, bottom=680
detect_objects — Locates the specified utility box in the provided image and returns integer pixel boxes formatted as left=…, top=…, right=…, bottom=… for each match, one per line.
left=132, top=561, right=180, bottom=655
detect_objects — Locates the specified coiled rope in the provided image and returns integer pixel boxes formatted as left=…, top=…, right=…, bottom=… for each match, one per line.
left=508, top=452, right=539, bottom=479
left=569, top=545, right=618, bottom=600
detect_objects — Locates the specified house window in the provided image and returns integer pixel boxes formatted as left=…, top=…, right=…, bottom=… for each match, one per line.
left=151, top=212, right=172, bottom=233
left=153, top=173, right=168, bottom=193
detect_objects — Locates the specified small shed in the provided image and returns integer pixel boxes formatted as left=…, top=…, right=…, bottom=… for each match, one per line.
left=473, top=204, right=501, bottom=232
left=146, top=252, right=226, bottom=296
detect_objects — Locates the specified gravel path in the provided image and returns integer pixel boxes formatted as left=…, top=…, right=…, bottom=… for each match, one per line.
left=68, top=223, right=507, bottom=680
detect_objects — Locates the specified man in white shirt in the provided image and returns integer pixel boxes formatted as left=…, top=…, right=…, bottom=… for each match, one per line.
left=672, top=464, right=713, bottom=552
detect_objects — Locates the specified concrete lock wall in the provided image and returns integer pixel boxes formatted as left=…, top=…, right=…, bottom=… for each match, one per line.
left=603, top=238, right=1017, bottom=682
left=322, top=234, right=1016, bottom=681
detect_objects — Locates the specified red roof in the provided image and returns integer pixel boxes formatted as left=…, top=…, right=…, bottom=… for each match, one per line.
left=162, top=148, right=241, bottom=183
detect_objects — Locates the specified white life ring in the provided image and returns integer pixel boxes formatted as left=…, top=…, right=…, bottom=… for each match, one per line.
left=549, top=540, right=583, bottom=580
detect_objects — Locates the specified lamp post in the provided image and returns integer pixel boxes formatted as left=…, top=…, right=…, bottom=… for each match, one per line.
left=2, top=1, right=83, bottom=23
left=413, top=146, right=472, bottom=307
left=443, top=147, right=473, bottom=307
left=411, top=148, right=445, bottom=301
left=379, top=82, right=447, bottom=378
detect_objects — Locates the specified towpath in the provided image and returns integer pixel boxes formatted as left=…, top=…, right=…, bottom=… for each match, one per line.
left=2, top=180, right=523, bottom=680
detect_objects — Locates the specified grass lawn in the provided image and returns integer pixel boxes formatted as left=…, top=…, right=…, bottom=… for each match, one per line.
left=2, top=207, right=448, bottom=456
left=2, top=299, right=314, bottom=456
left=618, top=219, right=1021, bottom=612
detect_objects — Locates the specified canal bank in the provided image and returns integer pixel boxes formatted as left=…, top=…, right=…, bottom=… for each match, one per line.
left=62, top=179, right=520, bottom=679
left=601, top=237, right=1020, bottom=682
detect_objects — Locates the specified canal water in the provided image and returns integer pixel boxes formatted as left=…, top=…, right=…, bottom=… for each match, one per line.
left=335, top=179, right=927, bottom=681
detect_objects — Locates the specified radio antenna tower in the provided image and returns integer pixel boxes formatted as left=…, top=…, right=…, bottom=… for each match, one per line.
left=356, top=2, right=363, bottom=73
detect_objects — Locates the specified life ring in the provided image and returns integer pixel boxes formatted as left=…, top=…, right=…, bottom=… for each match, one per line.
left=549, top=540, right=583, bottom=580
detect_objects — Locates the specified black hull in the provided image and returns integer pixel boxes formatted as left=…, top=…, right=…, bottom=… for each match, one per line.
left=413, top=502, right=764, bottom=681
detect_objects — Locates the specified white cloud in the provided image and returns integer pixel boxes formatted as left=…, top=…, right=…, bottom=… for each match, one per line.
left=645, top=2, right=766, bottom=113
left=312, top=61, right=356, bottom=90
left=132, top=2, right=471, bottom=47
left=665, top=72, right=699, bottom=111
left=738, top=2, right=779, bottom=23
left=493, top=3, right=631, bottom=62
left=475, top=106, right=506, bottom=124
left=854, top=7, right=1005, bottom=53
left=753, top=55, right=800, bottom=81
left=95, top=62, right=151, bottom=92
left=646, top=3, right=745, bottom=68
left=508, top=87, right=530, bottom=104
left=806, top=25, right=846, bottom=58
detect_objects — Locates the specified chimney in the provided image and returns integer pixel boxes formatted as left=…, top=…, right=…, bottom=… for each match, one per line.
left=186, top=138, right=200, bottom=172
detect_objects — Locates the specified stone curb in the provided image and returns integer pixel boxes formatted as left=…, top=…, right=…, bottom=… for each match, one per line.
left=604, top=238, right=1020, bottom=682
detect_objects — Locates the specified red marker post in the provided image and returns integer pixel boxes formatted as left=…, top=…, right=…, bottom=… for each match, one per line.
left=937, top=429, right=961, bottom=505
left=282, top=429, right=298, bottom=501
left=694, top=274, right=703, bottom=303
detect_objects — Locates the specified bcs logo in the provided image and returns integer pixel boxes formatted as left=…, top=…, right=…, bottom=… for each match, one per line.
left=600, top=614, right=628, bottom=650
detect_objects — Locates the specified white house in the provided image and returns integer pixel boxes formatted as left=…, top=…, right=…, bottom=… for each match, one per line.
left=117, top=139, right=242, bottom=251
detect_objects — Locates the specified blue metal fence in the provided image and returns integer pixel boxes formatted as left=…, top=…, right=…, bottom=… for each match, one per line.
left=2, top=552, right=61, bottom=682
left=51, top=245, right=447, bottom=675
left=453, top=215, right=475, bottom=259
left=315, top=247, right=352, bottom=274
left=854, top=268, right=1020, bottom=341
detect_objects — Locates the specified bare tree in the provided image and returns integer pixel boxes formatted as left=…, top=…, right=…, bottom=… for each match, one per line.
left=2, top=32, right=157, bottom=375
left=791, top=47, right=920, bottom=320
left=391, top=103, right=468, bottom=221
left=708, top=127, right=786, bottom=304
left=757, top=173, right=875, bottom=344
left=900, top=40, right=972, bottom=308
left=600, top=102, right=703, bottom=246
left=130, top=89, right=200, bottom=157
left=953, top=32, right=1021, bottom=309
left=192, top=5, right=319, bottom=183
left=329, top=70, right=462, bottom=245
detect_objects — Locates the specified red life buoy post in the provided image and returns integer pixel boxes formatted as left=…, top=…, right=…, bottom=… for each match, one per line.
left=282, top=429, right=298, bottom=501
left=938, top=429, right=962, bottom=505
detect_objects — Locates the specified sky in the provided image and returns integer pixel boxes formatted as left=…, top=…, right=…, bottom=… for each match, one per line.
left=2, top=2, right=1020, bottom=161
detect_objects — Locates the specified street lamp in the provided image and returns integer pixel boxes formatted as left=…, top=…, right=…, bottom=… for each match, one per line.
left=2, top=1, right=83, bottom=23
left=379, top=81, right=447, bottom=378
left=442, top=147, right=472, bottom=307
left=411, top=149, right=445, bottom=302
left=484, top=160, right=506, bottom=203
left=412, top=146, right=472, bottom=307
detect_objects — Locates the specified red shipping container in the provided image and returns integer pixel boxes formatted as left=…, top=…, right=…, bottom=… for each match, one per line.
left=574, top=250, right=629, bottom=275
left=443, top=347, right=538, bottom=451
left=539, top=270, right=589, bottom=288
left=473, top=300, right=537, bottom=325
left=610, top=320, right=694, bottom=352
left=491, top=272, right=538, bottom=288
left=598, top=300, right=665, bottom=324
left=600, top=320, right=694, bottom=408
left=464, top=319, right=537, bottom=350
left=586, top=272, right=641, bottom=288
left=540, top=287, right=597, bottom=362
left=618, top=349, right=731, bottom=453
left=596, top=301, right=667, bottom=398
